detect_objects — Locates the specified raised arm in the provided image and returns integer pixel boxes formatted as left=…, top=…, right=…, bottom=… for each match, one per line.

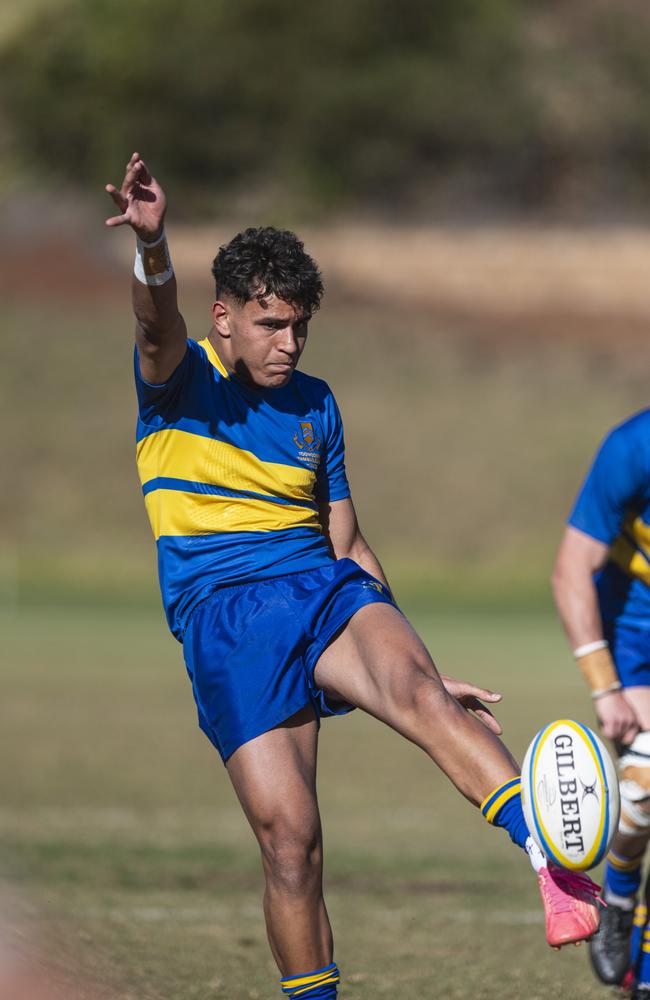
left=552, top=524, right=639, bottom=743
left=105, top=152, right=187, bottom=383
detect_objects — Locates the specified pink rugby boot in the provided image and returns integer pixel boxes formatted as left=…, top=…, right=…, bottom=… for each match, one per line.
left=537, top=864, right=602, bottom=948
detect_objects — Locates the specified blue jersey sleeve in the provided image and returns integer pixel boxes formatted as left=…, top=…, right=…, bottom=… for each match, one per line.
left=134, top=341, right=197, bottom=427
left=315, top=391, right=350, bottom=504
left=569, top=423, right=649, bottom=544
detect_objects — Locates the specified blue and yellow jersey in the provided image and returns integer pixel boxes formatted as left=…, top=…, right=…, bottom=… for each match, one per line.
left=568, top=408, right=650, bottom=629
left=134, top=337, right=350, bottom=639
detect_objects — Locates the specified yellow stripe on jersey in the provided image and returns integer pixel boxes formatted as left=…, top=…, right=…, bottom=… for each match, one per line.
left=144, top=488, right=321, bottom=539
left=636, top=904, right=648, bottom=927
left=136, top=428, right=316, bottom=504
left=610, top=513, right=650, bottom=585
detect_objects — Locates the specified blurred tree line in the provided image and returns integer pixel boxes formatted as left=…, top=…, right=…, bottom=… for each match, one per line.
left=2, top=0, right=650, bottom=219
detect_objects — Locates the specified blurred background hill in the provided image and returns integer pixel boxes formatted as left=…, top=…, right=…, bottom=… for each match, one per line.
left=2, top=0, right=650, bottom=612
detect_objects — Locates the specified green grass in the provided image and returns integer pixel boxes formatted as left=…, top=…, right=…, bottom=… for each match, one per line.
left=0, top=604, right=611, bottom=998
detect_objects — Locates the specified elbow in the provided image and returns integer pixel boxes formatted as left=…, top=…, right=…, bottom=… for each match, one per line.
left=346, top=533, right=372, bottom=565
left=551, top=559, right=572, bottom=609
left=550, top=561, right=563, bottom=600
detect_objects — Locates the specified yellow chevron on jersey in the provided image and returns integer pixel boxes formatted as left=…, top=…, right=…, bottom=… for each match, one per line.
left=610, top=512, right=650, bottom=586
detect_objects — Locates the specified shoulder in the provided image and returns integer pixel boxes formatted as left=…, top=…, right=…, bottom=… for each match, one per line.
left=578, top=408, right=650, bottom=504
left=608, top=408, right=650, bottom=442
left=289, top=369, right=338, bottom=410
left=291, top=369, right=332, bottom=396
left=187, top=337, right=211, bottom=364
left=176, top=336, right=223, bottom=381
left=597, top=409, right=650, bottom=466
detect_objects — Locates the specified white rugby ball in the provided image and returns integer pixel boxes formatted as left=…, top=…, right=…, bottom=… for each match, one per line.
left=521, top=719, right=620, bottom=871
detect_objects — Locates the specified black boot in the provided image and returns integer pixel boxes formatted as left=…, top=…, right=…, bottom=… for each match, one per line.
left=589, top=899, right=635, bottom=985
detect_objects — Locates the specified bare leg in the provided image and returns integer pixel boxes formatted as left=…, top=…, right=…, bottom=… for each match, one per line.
left=314, top=603, right=519, bottom=804
left=607, top=692, right=650, bottom=885
left=226, top=706, right=333, bottom=975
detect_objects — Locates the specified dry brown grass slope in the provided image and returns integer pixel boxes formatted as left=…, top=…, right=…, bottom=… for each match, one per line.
left=3, top=222, right=650, bottom=602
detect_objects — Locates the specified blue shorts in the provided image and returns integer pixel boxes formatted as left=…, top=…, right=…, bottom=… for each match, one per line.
left=604, top=620, right=650, bottom=688
left=182, top=558, right=395, bottom=762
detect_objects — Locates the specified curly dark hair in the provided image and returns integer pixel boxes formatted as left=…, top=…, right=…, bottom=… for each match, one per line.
left=211, top=226, right=324, bottom=314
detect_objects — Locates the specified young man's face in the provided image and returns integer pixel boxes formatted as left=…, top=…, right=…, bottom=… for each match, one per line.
left=212, top=293, right=310, bottom=388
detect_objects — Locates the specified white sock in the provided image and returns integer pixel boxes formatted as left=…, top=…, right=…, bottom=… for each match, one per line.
left=525, top=836, right=546, bottom=874
left=604, top=887, right=636, bottom=911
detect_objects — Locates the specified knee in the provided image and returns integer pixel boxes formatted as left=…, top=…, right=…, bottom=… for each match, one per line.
left=619, top=733, right=650, bottom=836
left=258, top=817, right=322, bottom=894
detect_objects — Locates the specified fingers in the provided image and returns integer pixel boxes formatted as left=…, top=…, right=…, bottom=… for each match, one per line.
left=478, top=712, right=503, bottom=736
left=121, top=162, right=140, bottom=196
left=104, top=151, right=156, bottom=228
left=619, top=721, right=640, bottom=746
left=599, top=715, right=639, bottom=746
left=114, top=152, right=150, bottom=200
left=105, top=183, right=127, bottom=209
left=463, top=697, right=503, bottom=735
left=124, top=152, right=152, bottom=188
left=104, top=183, right=129, bottom=226
left=136, top=157, right=152, bottom=186
left=105, top=212, right=130, bottom=228
left=467, top=686, right=502, bottom=703
left=455, top=682, right=502, bottom=702
left=439, top=674, right=502, bottom=702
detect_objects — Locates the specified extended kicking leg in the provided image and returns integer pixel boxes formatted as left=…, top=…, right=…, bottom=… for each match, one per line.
left=226, top=706, right=340, bottom=999
left=314, top=602, right=600, bottom=947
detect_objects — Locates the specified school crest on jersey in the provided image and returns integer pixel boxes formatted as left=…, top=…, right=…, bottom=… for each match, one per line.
left=293, top=422, right=321, bottom=468
left=293, top=422, right=320, bottom=451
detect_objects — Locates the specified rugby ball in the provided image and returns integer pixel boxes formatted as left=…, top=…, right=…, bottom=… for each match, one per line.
left=521, top=719, right=620, bottom=871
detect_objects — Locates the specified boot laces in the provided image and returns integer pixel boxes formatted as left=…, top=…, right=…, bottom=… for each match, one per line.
left=546, top=866, right=603, bottom=913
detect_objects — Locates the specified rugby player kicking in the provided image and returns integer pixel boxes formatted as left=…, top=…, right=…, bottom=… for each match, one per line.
left=106, top=152, right=601, bottom=999
left=554, top=410, right=650, bottom=1000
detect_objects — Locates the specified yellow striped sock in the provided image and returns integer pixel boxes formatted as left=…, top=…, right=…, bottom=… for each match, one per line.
left=281, top=962, right=340, bottom=998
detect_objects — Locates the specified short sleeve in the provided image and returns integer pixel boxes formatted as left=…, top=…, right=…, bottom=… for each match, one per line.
left=134, top=342, right=195, bottom=425
left=315, top=390, right=350, bottom=504
left=568, top=425, right=647, bottom=544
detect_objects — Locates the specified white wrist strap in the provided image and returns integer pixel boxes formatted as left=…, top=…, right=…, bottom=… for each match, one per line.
left=573, top=639, right=609, bottom=658
left=134, top=230, right=174, bottom=286
left=591, top=681, right=622, bottom=700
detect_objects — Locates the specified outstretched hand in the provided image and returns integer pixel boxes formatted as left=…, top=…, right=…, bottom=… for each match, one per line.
left=105, top=152, right=166, bottom=242
left=439, top=674, right=503, bottom=735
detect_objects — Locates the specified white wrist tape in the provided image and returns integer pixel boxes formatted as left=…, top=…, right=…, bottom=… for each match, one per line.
left=573, top=639, right=609, bottom=658
left=591, top=681, right=622, bottom=700
left=134, top=230, right=174, bottom=286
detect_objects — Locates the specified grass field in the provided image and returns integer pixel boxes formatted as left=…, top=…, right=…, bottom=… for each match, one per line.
left=1, top=602, right=614, bottom=999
